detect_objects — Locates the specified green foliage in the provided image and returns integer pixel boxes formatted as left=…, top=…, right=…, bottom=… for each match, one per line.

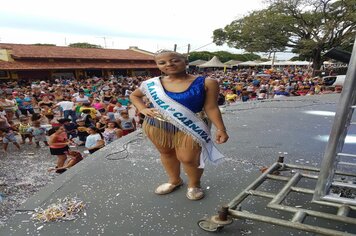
left=32, top=43, right=56, bottom=46
left=68, top=42, right=102, bottom=49
left=214, top=8, right=291, bottom=53
left=241, top=53, right=261, bottom=61
left=188, top=51, right=213, bottom=62
left=213, top=0, right=356, bottom=71
left=188, top=51, right=260, bottom=63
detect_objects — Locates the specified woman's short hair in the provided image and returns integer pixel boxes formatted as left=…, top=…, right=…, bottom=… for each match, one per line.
left=154, top=50, right=188, bottom=62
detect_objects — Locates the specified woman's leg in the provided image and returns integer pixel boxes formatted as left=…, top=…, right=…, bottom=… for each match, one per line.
left=174, top=134, right=203, bottom=188
left=150, top=141, right=181, bottom=184
left=56, top=154, right=67, bottom=168
left=20, top=134, right=25, bottom=144
left=3, top=143, right=8, bottom=152
left=14, top=142, right=20, bottom=149
left=27, top=135, right=33, bottom=144
left=175, top=146, right=203, bottom=188
left=144, top=125, right=181, bottom=184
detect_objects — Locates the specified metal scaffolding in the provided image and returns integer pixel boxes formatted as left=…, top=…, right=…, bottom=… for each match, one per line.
left=313, top=40, right=356, bottom=206
left=198, top=38, right=356, bottom=235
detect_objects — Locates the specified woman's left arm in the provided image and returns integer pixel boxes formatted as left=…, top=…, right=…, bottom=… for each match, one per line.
left=204, top=78, right=229, bottom=144
left=88, top=139, right=105, bottom=150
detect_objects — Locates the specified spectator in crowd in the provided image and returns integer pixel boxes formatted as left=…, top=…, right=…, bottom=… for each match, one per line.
left=102, top=91, right=114, bottom=105
left=76, top=119, right=89, bottom=146
left=73, top=89, right=89, bottom=104
left=116, top=110, right=136, bottom=136
left=103, top=121, right=121, bottom=144
left=18, top=116, right=33, bottom=144
left=79, top=102, right=98, bottom=121
left=92, top=98, right=106, bottom=114
left=106, top=99, right=117, bottom=121
left=96, top=116, right=110, bottom=133
left=27, top=120, right=49, bottom=148
left=53, top=97, right=76, bottom=122
left=241, top=88, right=250, bottom=102
left=0, top=127, right=20, bottom=153
left=117, top=95, right=130, bottom=108
left=48, top=150, right=83, bottom=173
left=38, top=95, right=54, bottom=109
left=58, top=118, right=78, bottom=141
left=274, top=85, right=290, bottom=98
left=31, top=113, right=48, bottom=126
left=16, top=94, right=35, bottom=116
left=225, top=90, right=238, bottom=104
left=48, top=126, right=70, bottom=173
left=0, top=110, right=10, bottom=130
left=85, top=127, right=105, bottom=154
left=0, top=95, right=16, bottom=121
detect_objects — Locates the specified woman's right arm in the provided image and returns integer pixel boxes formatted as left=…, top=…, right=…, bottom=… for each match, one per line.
left=129, top=89, right=147, bottom=112
left=129, top=89, right=157, bottom=117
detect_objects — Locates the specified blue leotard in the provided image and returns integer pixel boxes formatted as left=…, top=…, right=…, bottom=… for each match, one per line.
left=145, top=76, right=206, bottom=132
left=163, top=76, right=205, bottom=113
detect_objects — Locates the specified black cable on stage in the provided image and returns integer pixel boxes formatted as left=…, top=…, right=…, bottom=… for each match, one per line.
left=104, top=132, right=144, bottom=160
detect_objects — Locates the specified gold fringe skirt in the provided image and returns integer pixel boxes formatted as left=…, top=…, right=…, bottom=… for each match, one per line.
left=142, top=116, right=203, bottom=149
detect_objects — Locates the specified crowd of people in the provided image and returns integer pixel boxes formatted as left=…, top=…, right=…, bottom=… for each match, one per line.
left=0, top=65, right=341, bottom=174
left=0, top=76, right=141, bottom=173
left=211, top=66, right=341, bottom=105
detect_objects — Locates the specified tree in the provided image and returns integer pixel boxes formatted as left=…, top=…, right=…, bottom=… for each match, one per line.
left=32, top=43, right=56, bottom=46
left=68, top=42, right=102, bottom=49
left=213, top=0, right=356, bottom=71
left=214, top=9, right=291, bottom=54
left=188, top=51, right=215, bottom=62
left=188, top=51, right=260, bottom=63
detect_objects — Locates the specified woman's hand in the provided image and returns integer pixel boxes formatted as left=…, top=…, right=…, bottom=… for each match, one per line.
left=68, top=140, right=76, bottom=146
left=215, top=130, right=229, bottom=144
left=140, top=108, right=159, bottom=118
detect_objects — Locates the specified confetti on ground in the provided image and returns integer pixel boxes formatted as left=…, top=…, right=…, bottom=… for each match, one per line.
left=0, top=142, right=86, bottom=226
left=31, top=197, right=85, bottom=222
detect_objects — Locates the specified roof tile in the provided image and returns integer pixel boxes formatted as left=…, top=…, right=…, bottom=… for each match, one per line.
left=0, top=60, right=158, bottom=70
left=0, top=43, right=155, bottom=60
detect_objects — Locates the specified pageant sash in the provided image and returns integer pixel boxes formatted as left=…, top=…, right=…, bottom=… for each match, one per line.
left=140, top=77, right=224, bottom=168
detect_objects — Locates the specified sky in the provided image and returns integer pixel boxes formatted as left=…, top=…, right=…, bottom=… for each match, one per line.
left=0, top=0, right=295, bottom=60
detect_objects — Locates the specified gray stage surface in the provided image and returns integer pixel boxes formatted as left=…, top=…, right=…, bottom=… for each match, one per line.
left=1, top=94, right=355, bottom=235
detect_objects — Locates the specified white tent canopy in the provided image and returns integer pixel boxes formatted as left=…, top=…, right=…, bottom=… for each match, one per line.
left=198, top=56, right=226, bottom=68
left=290, top=61, right=311, bottom=66
left=237, top=60, right=311, bottom=66
left=275, top=61, right=295, bottom=65
left=238, top=61, right=261, bottom=66
left=189, top=59, right=207, bottom=66
left=224, top=60, right=241, bottom=66
left=259, top=61, right=273, bottom=65
left=259, top=60, right=310, bottom=66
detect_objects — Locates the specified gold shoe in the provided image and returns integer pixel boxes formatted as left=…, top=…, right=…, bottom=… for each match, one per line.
left=154, top=180, right=184, bottom=195
left=186, top=187, right=204, bottom=200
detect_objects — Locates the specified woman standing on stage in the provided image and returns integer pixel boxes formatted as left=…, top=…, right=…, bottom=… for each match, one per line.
left=130, top=50, right=228, bottom=200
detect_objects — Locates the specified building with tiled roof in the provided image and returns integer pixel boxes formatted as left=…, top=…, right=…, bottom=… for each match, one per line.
left=0, top=43, right=159, bottom=81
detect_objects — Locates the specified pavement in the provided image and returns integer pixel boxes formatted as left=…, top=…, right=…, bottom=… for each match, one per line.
left=1, top=93, right=355, bottom=236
